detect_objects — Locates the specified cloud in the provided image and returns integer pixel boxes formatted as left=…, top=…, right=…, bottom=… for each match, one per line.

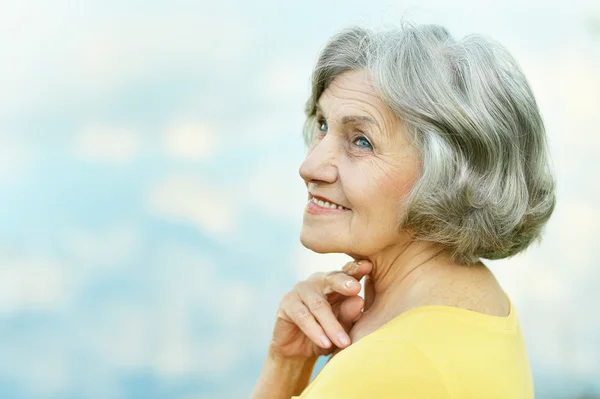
left=153, top=309, right=240, bottom=378
left=88, top=244, right=250, bottom=378
left=72, top=9, right=256, bottom=93
left=153, top=314, right=195, bottom=377
left=0, top=333, right=74, bottom=398
left=241, top=160, right=307, bottom=220
left=519, top=52, right=600, bottom=152
left=0, top=2, right=257, bottom=118
left=63, top=224, right=142, bottom=271
left=218, top=281, right=255, bottom=329
left=553, top=55, right=600, bottom=133
left=59, top=244, right=245, bottom=380
left=163, top=119, right=218, bottom=160
left=0, top=135, right=32, bottom=182
left=73, top=125, right=140, bottom=163
left=193, top=338, right=241, bottom=375
left=0, top=253, right=72, bottom=313
left=261, top=58, right=313, bottom=99
left=146, top=176, right=237, bottom=238
left=84, top=302, right=156, bottom=371
left=547, top=199, right=600, bottom=275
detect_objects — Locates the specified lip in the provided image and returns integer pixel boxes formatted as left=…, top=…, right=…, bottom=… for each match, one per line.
left=306, top=193, right=350, bottom=215
left=308, top=193, right=347, bottom=209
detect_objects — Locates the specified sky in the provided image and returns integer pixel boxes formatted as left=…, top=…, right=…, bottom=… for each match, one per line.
left=0, top=0, right=599, bottom=398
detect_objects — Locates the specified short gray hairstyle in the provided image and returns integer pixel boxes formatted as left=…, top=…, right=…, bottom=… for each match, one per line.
left=302, top=22, right=556, bottom=265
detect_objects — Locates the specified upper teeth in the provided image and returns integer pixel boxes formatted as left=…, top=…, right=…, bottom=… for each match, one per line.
left=311, top=197, right=347, bottom=210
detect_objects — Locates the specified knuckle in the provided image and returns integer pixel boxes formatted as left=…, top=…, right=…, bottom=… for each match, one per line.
left=325, top=270, right=344, bottom=277
left=292, top=281, right=305, bottom=291
left=324, top=271, right=342, bottom=284
left=307, top=272, right=326, bottom=284
left=341, top=261, right=355, bottom=273
left=279, top=291, right=294, bottom=306
left=308, top=298, right=329, bottom=312
left=275, top=308, right=288, bottom=321
left=294, top=307, right=312, bottom=321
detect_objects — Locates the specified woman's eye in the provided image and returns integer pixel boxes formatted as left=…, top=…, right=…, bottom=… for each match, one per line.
left=317, top=118, right=328, bottom=133
left=353, top=135, right=373, bottom=150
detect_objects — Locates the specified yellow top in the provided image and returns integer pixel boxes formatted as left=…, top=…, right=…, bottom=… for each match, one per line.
left=293, top=299, right=534, bottom=398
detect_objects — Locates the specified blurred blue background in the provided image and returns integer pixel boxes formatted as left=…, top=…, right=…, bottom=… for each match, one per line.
left=0, top=1, right=599, bottom=398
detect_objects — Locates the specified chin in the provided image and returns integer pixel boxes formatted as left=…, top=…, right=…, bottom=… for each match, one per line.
left=299, top=227, right=343, bottom=254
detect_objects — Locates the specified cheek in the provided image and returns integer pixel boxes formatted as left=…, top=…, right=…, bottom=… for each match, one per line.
left=352, top=161, right=420, bottom=219
left=386, top=169, right=420, bottom=201
left=379, top=149, right=422, bottom=200
left=341, top=163, right=378, bottom=210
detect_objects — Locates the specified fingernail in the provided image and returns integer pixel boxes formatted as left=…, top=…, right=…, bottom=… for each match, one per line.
left=345, top=280, right=358, bottom=289
left=321, top=336, right=331, bottom=348
left=337, top=332, right=351, bottom=346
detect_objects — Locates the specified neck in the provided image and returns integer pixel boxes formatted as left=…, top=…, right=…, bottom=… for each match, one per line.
left=349, top=237, right=457, bottom=309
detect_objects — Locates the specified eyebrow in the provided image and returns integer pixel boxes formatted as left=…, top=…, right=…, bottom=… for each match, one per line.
left=316, top=104, right=382, bottom=132
left=341, top=115, right=381, bottom=130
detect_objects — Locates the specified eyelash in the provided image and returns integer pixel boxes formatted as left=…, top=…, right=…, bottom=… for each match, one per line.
left=316, top=118, right=373, bottom=150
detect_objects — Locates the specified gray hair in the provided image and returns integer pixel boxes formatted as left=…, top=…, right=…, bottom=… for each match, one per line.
left=302, top=22, right=556, bottom=265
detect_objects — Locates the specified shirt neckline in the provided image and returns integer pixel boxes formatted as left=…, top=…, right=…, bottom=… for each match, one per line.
left=365, top=296, right=518, bottom=339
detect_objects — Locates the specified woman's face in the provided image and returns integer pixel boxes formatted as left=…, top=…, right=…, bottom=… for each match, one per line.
left=299, top=69, right=421, bottom=256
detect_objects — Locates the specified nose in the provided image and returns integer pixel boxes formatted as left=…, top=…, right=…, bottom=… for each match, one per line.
left=298, top=135, right=339, bottom=185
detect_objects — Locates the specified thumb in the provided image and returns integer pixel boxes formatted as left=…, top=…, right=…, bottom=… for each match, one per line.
left=363, top=275, right=376, bottom=312
left=337, top=296, right=364, bottom=332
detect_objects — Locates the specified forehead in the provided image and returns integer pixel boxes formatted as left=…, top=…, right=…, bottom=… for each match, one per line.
left=318, top=69, right=400, bottom=138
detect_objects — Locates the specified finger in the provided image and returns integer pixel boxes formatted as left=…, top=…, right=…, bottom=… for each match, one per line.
left=322, top=271, right=363, bottom=297
left=341, top=260, right=360, bottom=274
left=347, top=260, right=373, bottom=281
left=320, top=260, right=372, bottom=305
left=284, top=292, right=333, bottom=349
left=337, top=295, right=364, bottom=331
left=299, top=288, right=352, bottom=348
left=323, top=258, right=373, bottom=296
left=363, top=274, right=376, bottom=312
left=309, top=260, right=372, bottom=306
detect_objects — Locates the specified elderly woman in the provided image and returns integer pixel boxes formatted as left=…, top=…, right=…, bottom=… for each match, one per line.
left=252, top=22, right=555, bottom=398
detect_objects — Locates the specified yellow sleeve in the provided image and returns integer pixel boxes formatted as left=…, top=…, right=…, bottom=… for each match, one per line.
left=296, top=338, right=449, bottom=398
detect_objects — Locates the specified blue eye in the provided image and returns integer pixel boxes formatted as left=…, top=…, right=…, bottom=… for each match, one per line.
left=317, top=118, right=328, bottom=133
left=354, top=135, right=373, bottom=150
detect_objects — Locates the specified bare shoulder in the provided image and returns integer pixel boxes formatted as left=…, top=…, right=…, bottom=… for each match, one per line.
left=420, top=262, right=510, bottom=317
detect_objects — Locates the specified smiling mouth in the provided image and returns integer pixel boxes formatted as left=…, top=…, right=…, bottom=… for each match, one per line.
left=309, top=195, right=350, bottom=211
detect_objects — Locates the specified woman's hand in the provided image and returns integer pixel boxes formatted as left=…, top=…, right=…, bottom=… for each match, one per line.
left=269, top=260, right=373, bottom=359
